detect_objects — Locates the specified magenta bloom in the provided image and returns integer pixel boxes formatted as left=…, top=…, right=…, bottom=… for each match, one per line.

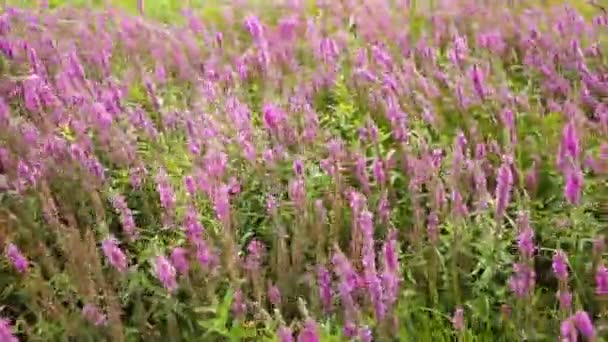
left=231, top=289, right=247, bottom=320
left=297, top=319, right=319, bottom=342
left=452, top=306, right=465, bottom=331
left=316, top=265, right=332, bottom=313
left=268, top=283, right=281, bottom=306
left=0, top=318, right=18, bottom=342
left=101, top=237, right=128, bottom=273
left=6, top=243, right=28, bottom=274
left=82, top=304, right=107, bottom=326
left=573, top=311, right=594, bottom=339
left=552, top=250, right=569, bottom=282
left=564, top=166, right=584, bottom=205
left=508, top=263, right=535, bottom=298
left=596, top=264, right=608, bottom=295
left=152, top=255, right=178, bottom=293
left=170, top=247, right=189, bottom=275
left=244, top=239, right=266, bottom=271
left=560, top=319, right=577, bottom=342
left=495, top=161, right=513, bottom=220
left=557, top=290, right=572, bottom=311
left=277, top=325, right=294, bottom=342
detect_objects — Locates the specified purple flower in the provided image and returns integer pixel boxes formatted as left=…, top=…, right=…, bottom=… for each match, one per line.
left=262, top=103, right=284, bottom=132
left=573, top=311, right=594, bottom=339
left=560, top=121, right=581, bottom=163
left=110, top=194, right=138, bottom=241
left=452, top=306, right=465, bottom=331
left=152, top=255, right=178, bottom=293
left=278, top=325, right=293, bottom=342
left=359, top=210, right=385, bottom=319
left=245, top=239, right=265, bottom=271
left=155, top=168, right=176, bottom=213
left=495, top=161, right=513, bottom=220
left=170, top=247, right=189, bottom=276
left=508, top=263, right=535, bottom=298
left=82, top=304, right=107, bottom=326
left=517, top=213, right=535, bottom=258
left=297, top=319, right=319, bottom=342
left=557, top=290, right=572, bottom=311
left=469, top=64, right=487, bottom=100
left=268, top=283, right=281, bottom=306
left=316, top=265, right=332, bottom=313
left=288, top=178, right=306, bottom=209
left=293, top=159, right=304, bottom=176
left=0, top=318, right=18, bottom=342
left=231, top=289, right=247, bottom=320
left=560, top=319, right=577, bottom=342
left=596, top=264, right=608, bottom=295
left=372, top=158, right=386, bottom=185
left=6, top=243, right=28, bottom=274
left=564, top=166, right=583, bottom=205
left=101, top=237, right=128, bottom=273
left=332, top=249, right=358, bottom=315
left=358, top=326, right=373, bottom=342
left=381, top=230, right=400, bottom=310
left=552, top=250, right=569, bottom=282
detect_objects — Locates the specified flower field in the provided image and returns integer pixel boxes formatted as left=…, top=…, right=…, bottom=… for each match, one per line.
left=0, top=0, right=607, bottom=341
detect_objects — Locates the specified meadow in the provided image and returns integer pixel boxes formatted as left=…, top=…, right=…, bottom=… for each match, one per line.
left=0, top=0, right=607, bottom=341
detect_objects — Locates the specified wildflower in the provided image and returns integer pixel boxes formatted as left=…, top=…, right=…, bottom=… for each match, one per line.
left=101, top=237, right=128, bottom=273
left=244, top=15, right=264, bottom=41
left=110, top=194, right=138, bottom=240
left=564, top=166, right=583, bottom=205
left=560, top=121, right=581, bottom=164
left=469, top=64, right=487, bottom=100
left=262, top=103, right=284, bottom=132
left=184, top=175, right=197, bottom=196
left=245, top=239, right=265, bottom=271
left=231, top=289, right=247, bottom=320
left=560, top=319, right=577, bottom=342
left=552, top=251, right=569, bottom=282
left=516, top=214, right=534, bottom=258
left=358, top=326, right=373, bottom=342
left=155, top=168, right=176, bottom=213
left=359, top=210, right=384, bottom=319
left=268, top=283, right=281, bottom=306
left=381, top=230, right=400, bottom=310
left=277, top=325, right=293, bottom=342
left=170, top=247, right=189, bottom=275
left=572, top=311, right=594, bottom=339
left=288, top=178, right=306, bottom=209
left=508, top=263, right=535, bottom=298
left=195, top=239, right=215, bottom=268
left=372, top=158, right=386, bottom=185
left=331, top=249, right=358, bottom=314
left=293, top=159, right=304, bottom=176
left=0, top=318, right=18, bottom=342
left=152, top=255, right=178, bottom=293
left=297, top=319, right=319, bottom=342
left=557, top=290, right=572, bottom=311
left=452, top=306, right=465, bottom=331
left=495, top=160, right=513, bottom=220
left=82, top=304, right=107, bottom=326
left=596, top=264, right=608, bottom=296
left=316, top=265, right=332, bottom=313
left=6, top=243, right=28, bottom=274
